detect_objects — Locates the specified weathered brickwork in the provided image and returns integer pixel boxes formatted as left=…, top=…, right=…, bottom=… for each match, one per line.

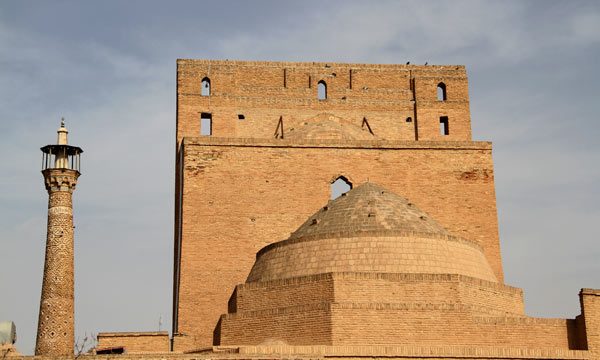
left=226, top=273, right=526, bottom=322
left=96, top=332, right=170, bottom=354
left=246, top=235, right=497, bottom=283
left=164, top=60, right=600, bottom=360
left=176, top=60, right=471, bottom=143
left=174, top=138, right=501, bottom=350
left=214, top=184, right=589, bottom=351
left=580, top=289, right=600, bottom=353
left=35, top=168, right=79, bottom=356
left=174, top=62, right=478, bottom=348
left=9, top=348, right=593, bottom=360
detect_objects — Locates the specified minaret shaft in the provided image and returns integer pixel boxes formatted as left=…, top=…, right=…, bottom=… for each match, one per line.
left=36, top=116, right=82, bottom=357
left=35, top=187, right=76, bottom=356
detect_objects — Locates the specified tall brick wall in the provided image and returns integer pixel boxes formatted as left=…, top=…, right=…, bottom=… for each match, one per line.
left=173, top=137, right=502, bottom=350
left=173, top=60, right=499, bottom=352
left=580, top=289, right=600, bottom=355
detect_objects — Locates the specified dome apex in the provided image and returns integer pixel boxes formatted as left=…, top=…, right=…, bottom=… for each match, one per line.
left=289, top=182, right=449, bottom=240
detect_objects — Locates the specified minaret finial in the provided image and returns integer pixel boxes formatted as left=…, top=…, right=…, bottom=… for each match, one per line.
left=57, top=118, right=68, bottom=145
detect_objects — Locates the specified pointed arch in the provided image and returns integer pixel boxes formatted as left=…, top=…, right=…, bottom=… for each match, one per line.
left=437, top=82, right=447, bottom=101
left=317, top=80, right=327, bottom=100
left=330, top=176, right=352, bottom=199
left=201, top=77, right=211, bottom=97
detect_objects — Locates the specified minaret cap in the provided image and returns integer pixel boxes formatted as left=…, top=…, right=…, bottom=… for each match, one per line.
left=57, top=117, right=68, bottom=145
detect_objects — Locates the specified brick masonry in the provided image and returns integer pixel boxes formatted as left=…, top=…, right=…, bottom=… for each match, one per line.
left=174, top=137, right=501, bottom=350
left=35, top=168, right=79, bottom=356
left=89, top=59, right=599, bottom=359
left=95, top=332, right=169, bottom=354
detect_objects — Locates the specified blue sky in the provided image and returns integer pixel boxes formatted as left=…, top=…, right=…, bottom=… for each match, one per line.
left=1, top=0, right=599, bottom=354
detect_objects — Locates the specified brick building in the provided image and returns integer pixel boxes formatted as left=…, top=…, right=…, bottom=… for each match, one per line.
left=94, top=59, right=599, bottom=359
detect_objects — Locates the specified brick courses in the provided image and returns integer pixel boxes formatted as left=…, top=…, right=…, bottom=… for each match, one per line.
left=20, top=59, right=598, bottom=360
left=95, top=332, right=169, bottom=354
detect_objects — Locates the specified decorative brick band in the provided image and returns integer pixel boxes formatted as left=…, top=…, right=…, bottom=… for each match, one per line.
left=257, top=230, right=484, bottom=259
left=238, top=272, right=521, bottom=295
left=223, top=301, right=523, bottom=321
left=184, top=136, right=492, bottom=150
left=234, top=344, right=590, bottom=359
left=178, top=58, right=466, bottom=70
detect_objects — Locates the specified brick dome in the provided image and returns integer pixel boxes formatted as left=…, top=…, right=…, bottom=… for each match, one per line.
left=246, top=183, right=497, bottom=283
left=217, top=183, right=528, bottom=348
left=290, top=182, right=449, bottom=240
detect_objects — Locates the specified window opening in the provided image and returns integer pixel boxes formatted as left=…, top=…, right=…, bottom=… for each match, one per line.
left=238, top=114, right=245, bottom=120
left=201, top=77, right=211, bottom=96
left=406, top=117, right=413, bottom=123
left=201, top=113, right=212, bottom=136
left=439, top=116, right=449, bottom=136
left=318, top=80, right=327, bottom=100
left=349, top=69, right=353, bottom=89
left=96, top=347, right=124, bottom=355
left=331, top=176, right=352, bottom=199
left=437, top=82, right=446, bottom=101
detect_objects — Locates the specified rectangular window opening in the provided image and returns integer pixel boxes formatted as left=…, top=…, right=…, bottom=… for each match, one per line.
left=238, top=114, right=245, bottom=120
left=201, top=113, right=212, bottom=136
left=439, top=116, right=449, bottom=136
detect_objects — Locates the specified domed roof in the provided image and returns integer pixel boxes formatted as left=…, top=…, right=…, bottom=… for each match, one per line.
left=289, top=182, right=449, bottom=241
left=246, top=182, right=498, bottom=284
left=285, top=113, right=377, bottom=140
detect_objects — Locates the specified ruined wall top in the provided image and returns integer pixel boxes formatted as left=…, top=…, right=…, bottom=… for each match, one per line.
left=176, top=59, right=473, bottom=144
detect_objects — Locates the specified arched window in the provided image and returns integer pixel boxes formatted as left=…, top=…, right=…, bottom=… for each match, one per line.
left=201, top=77, right=211, bottom=97
left=437, top=82, right=446, bottom=101
left=317, top=80, right=327, bottom=100
left=330, top=176, right=352, bottom=199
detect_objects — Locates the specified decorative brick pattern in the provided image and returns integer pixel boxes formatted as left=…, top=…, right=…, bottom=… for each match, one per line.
left=35, top=169, right=79, bottom=356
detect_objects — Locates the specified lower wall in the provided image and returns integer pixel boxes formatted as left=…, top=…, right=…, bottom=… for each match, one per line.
left=218, top=301, right=582, bottom=349
left=218, top=304, right=332, bottom=346
left=96, top=332, right=170, bottom=354
left=331, top=305, right=580, bottom=348
left=235, top=274, right=335, bottom=313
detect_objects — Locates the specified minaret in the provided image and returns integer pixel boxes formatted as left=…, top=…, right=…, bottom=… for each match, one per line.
left=35, top=119, right=83, bottom=356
